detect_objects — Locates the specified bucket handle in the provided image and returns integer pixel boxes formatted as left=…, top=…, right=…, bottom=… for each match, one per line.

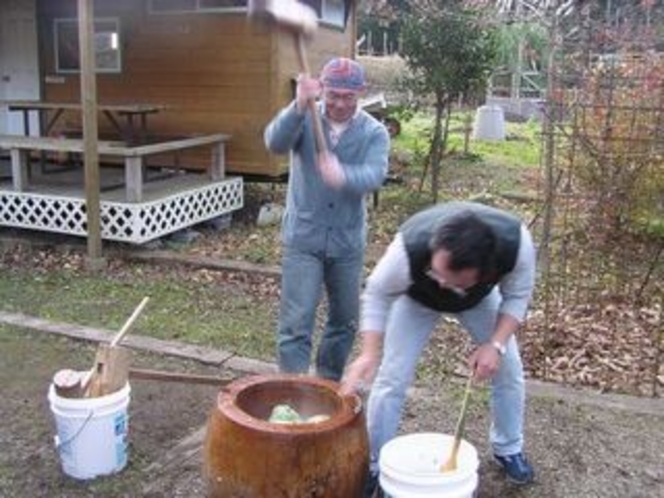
left=54, top=410, right=94, bottom=449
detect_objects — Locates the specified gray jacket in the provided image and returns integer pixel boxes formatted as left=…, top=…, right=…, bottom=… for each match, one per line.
left=264, top=101, right=390, bottom=256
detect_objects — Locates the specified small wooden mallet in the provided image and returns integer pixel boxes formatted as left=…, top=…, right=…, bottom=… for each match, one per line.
left=83, top=297, right=150, bottom=398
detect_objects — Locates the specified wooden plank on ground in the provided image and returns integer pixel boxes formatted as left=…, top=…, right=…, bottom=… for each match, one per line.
left=125, top=251, right=282, bottom=278
left=0, top=311, right=234, bottom=365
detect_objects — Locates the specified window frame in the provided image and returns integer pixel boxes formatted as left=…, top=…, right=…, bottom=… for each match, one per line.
left=321, top=0, right=346, bottom=29
left=148, top=0, right=347, bottom=29
left=147, top=0, right=247, bottom=14
left=54, top=17, right=122, bottom=74
left=302, top=0, right=348, bottom=29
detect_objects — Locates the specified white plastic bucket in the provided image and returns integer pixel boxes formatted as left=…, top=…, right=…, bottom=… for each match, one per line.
left=48, top=383, right=130, bottom=480
left=472, top=105, right=506, bottom=141
left=379, top=432, right=479, bottom=498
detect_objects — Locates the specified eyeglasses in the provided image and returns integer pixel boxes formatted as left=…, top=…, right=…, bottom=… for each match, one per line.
left=324, top=91, right=358, bottom=104
left=425, top=268, right=467, bottom=298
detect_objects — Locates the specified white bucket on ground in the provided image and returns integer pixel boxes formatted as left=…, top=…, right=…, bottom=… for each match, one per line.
left=48, top=383, right=130, bottom=480
left=472, top=104, right=506, bottom=141
left=379, top=432, right=479, bottom=498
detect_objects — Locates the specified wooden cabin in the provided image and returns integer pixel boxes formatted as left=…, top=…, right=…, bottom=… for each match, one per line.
left=0, top=0, right=358, bottom=244
left=2, top=0, right=358, bottom=177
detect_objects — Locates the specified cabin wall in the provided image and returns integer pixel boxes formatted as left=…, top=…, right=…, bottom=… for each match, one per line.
left=35, top=1, right=356, bottom=177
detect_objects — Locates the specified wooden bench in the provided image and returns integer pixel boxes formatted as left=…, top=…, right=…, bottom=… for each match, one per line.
left=0, top=133, right=230, bottom=202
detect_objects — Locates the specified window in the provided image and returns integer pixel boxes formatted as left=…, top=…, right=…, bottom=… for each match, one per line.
left=148, top=0, right=247, bottom=13
left=54, top=18, right=122, bottom=74
left=148, top=0, right=344, bottom=27
left=149, top=0, right=196, bottom=12
left=302, top=0, right=322, bottom=17
left=322, top=0, right=346, bottom=28
left=302, top=0, right=348, bottom=28
left=199, top=0, right=247, bottom=9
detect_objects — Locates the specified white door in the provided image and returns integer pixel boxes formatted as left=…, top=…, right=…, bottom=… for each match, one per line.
left=0, top=0, right=40, bottom=135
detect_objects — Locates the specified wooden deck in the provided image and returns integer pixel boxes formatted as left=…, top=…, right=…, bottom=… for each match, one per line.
left=0, top=159, right=214, bottom=201
left=0, top=133, right=230, bottom=202
left=0, top=156, right=243, bottom=244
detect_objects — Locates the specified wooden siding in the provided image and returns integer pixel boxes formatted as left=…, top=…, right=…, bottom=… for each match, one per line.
left=35, top=0, right=356, bottom=177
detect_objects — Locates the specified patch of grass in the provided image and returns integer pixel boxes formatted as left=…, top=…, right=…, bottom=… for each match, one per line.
left=636, top=215, right=664, bottom=239
left=382, top=111, right=542, bottom=225
left=392, top=111, right=541, bottom=171
left=0, top=267, right=277, bottom=361
left=392, top=113, right=434, bottom=154
left=0, top=109, right=544, bottom=381
left=449, top=119, right=541, bottom=169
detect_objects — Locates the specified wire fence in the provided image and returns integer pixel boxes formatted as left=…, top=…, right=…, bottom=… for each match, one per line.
left=526, top=6, right=663, bottom=397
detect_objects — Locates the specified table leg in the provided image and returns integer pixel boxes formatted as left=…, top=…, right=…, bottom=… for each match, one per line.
left=18, top=110, right=36, bottom=181
left=126, top=114, right=135, bottom=142
left=103, top=110, right=128, bottom=142
left=44, top=109, right=65, bottom=136
left=139, top=114, right=148, bottom=144
left=21, top=111, right=30, bottom=136
left=39, top=108, right=52, bottom=174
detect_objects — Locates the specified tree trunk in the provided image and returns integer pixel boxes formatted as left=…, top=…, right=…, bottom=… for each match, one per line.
left=442, top=102, right=452, bottom=157
left=463, top=101, right=472, bottom=155
left=429, top=92, right=446, bottom=203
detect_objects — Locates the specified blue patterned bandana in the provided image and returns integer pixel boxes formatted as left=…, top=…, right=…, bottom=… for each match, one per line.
left=320, top=57, right=366, bottom=91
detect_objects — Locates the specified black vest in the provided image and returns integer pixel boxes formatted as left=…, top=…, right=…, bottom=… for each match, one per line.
left=401, top=202, right=521, bottom=313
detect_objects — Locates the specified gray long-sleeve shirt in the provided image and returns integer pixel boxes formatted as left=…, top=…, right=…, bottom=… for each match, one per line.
left=361, top=225, right=537, bottom=333
left=264, top=101, right=390, bottom=256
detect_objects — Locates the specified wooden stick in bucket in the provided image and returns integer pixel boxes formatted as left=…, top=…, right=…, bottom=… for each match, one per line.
left=83, top=297, right=150, bottom=398
left=440, top=373, right=474, bottom=473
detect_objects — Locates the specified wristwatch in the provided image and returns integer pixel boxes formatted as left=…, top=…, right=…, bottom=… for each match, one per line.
left=491, top=340, right=506, bottom=356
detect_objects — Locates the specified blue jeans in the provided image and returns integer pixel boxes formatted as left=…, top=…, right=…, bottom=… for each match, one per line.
left=367, top=290, right=525, bottom=473
left=277, top=244, right=363, bottom=381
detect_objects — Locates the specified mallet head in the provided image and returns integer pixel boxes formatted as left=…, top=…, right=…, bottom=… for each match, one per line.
left=247, top=0, right=318, bottom=39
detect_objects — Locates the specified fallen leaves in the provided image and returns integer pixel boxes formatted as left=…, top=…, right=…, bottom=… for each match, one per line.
left=523, top=298, right=662, bottom=396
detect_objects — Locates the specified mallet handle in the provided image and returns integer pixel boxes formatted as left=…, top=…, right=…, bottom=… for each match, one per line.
left=295, top=35, right=327, bottom=155
left=128, top=367, right=235, bottom=387
left=110, top=296, right=150, bottom=347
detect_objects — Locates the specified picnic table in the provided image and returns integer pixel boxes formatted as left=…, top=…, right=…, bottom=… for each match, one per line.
left=0, top=100, right=166, bottom=144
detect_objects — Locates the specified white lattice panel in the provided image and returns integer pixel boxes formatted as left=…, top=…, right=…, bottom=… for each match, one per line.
left=0, top=177, right=243, bottom=244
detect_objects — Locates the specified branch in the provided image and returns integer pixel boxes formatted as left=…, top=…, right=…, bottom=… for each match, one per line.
left=635, top=241, right=664, bottom=303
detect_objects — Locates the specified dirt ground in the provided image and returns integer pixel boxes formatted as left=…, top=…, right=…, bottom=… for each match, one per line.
left=1, top=324, right=662, bottom=498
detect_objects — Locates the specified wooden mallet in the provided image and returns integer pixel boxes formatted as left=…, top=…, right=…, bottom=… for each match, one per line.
left=247, top=0, right=328, bottom=155
left=83, top=297, right=150, bottom=398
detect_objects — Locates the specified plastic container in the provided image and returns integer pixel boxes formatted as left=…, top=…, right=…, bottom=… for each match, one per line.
left=379, top=432, right=479, bottom=498
left=472, top=105, right=506, bottom=141
left=48, top=383, right=130, bottom=480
